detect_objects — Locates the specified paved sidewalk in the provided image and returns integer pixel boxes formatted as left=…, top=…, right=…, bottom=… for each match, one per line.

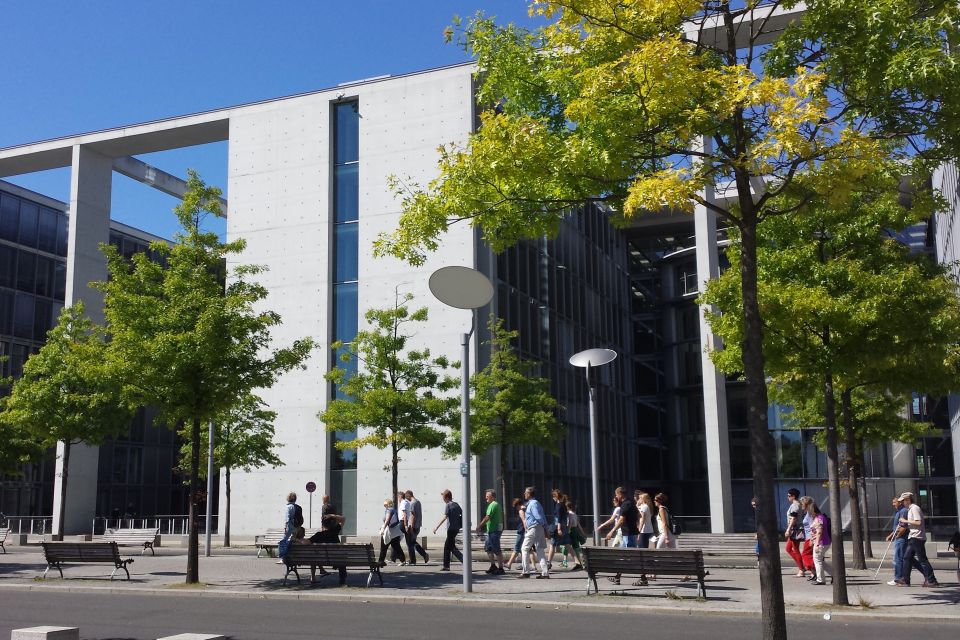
left=1, top=546, right=957, bottom=622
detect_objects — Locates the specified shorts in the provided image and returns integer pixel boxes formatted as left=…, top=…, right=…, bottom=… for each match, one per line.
left=514, top=532, right=524, bottom=553
left=484, top=530, right=502, bottom=554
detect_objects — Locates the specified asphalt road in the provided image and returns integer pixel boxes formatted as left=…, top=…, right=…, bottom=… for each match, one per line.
left=0, top=591, right=956, bottom=640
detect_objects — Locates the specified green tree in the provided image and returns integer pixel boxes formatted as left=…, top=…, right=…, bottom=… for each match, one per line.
left=97, top=171, right=314, bottom=583
left=0, top=397, right=44, bottom=476
left=178, top=394, right=284, bottom=547
left=0, top=303, right=132, bottom=538
left=374, top=3, right=958, bottom=624
left=319, top=294, right=458, bottom=502
left=703, top=163, right=960, bottom=592
left=444, top=317, right=563, bottom=503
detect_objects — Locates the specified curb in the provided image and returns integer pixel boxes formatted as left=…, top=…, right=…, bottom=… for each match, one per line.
left=0, top=582, right=956, bottom=624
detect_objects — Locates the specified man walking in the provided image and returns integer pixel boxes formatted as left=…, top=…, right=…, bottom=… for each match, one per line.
left=404, top=489, right=430, bottom=564
left=519, top=486, right=550, bottom=579
left=477, top=489, right=505, bottom=575
left=432, top=489, right=463, bottom=571
left=283, top=492, right=300, bottom=539
left=784, top=488, right=809, bottom=577
left=605, top=487, right=639, bottom=547
left=897, top=492, right=939, bottom=587
left=393, top=491, right=411, bottom=564
left=885, top=495, right=909, bottom=586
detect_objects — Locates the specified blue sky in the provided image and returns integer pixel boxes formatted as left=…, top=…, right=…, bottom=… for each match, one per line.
left=1, top=1, right=535, bottom=239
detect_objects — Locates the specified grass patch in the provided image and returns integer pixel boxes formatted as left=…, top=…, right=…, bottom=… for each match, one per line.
left=664, top=590, right=683, bottom=601
left=855, top=591, right=874, bottom=610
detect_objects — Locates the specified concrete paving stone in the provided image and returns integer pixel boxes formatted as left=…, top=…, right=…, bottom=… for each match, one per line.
left=10, top=627, right=79, bottom=640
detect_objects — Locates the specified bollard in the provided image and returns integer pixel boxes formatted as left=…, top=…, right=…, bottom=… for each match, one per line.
left=11, top=627, right=79, bottom=640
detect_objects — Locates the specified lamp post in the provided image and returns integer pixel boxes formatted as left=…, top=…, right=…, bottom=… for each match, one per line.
left=428, top=266, right=494, bottom=594
left=569, top=348, right=617, bottom=546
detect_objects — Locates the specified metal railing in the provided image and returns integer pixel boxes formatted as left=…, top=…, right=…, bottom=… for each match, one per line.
left=91, top=515, right=218, bottom=536
left=0, top=514, right=52, bottom=535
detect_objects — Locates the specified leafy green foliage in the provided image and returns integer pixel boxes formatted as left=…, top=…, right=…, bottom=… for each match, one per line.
left=318, top=294, right=459, bottom=499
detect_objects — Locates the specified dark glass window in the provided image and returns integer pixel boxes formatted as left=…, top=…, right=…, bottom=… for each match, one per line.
left=56, top=214, right=68, bottom=256
left=334, top=165, right=359, bottom=223
left=10, top=343, right=29, bottom=378
left=18, top=202, right=39, bottom=248
left=334, top=102, right=360, bottom=164
left=0, top=194, right=19, bottom=242
left=33, top=298, right=51, bottom=341
left=333, top=282, right=358, bottom=342
left=0, top=244, right=15, bottom=288
left=0, top=290, right=12, bottom=334
left=13, top=293, right=34, bottom=338
left=35, top=256, right=54, bottom=298
left=16, top=251, right=36, bottom=293
left=334, top=223, right=359, bottom=282
left=54, top=262, right=66, bottom=301
left=38, top=208, right=58, bottom=253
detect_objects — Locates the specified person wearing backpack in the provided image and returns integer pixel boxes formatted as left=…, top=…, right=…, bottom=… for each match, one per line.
left=800, top=496, right=831, bottom=585
left=433, top=489, right=464, bottom=571
left=284, top=492, right=302, bottom=539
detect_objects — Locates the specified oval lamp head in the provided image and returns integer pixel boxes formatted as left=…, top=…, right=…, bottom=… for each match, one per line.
left=569, top=348, right=617, bottom=368
left=429, top=266, right=494, bottom=310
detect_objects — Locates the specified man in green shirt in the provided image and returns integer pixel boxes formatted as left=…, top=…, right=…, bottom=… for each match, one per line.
left=477, top=489, right=505, bottom=575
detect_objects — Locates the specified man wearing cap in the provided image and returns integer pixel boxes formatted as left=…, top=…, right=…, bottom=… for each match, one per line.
left=896, top=492, right=939, bottom=587
left=884, top=495, right=909, bottom=586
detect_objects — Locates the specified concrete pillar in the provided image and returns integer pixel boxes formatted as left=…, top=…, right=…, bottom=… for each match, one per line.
left=694, top=136, right=734, bottom=533
left=952, top=395, right=960, bottom=529
left=52, top=145, right=113, bottom=536
left=11, top=627, right=79, bottom=640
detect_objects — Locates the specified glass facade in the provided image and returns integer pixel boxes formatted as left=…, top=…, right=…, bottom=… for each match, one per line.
left=329, top=101, right=360, bottom=533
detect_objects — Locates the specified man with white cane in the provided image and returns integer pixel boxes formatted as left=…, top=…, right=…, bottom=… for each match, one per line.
left=881, top=496, right=909, bottom=585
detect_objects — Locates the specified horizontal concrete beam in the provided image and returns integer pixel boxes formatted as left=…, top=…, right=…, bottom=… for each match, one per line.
left=685, top=2, right=806, bottom=50
left=11, top=627, right=79, bottom=640
left=112, top=156, right=228, bottom=216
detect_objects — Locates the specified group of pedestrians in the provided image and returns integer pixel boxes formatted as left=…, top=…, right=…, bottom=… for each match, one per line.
left=782, top=488, right=832, bottom=585
left=885, top=491, right=939, bottom=587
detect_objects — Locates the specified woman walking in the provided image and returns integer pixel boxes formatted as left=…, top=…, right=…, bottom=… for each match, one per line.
left=801, top=496, right=831, bottom=585
left=654, top=493, right=691, bottom=582
left=638, top=492, right=656, bottom=549
left=546, top=489, right=569, bottom=566
left=562, top=500, right=586, bottom=570
left=504, top=497, right=527, bottom=571
left=378, top=498, right=406, bottom=567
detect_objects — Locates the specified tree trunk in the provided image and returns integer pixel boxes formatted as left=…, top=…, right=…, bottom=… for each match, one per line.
left=858, top=440, right=873, bottom=558
left=499, top=441, right=508, bottom=523
left=841, top=391, right=866, bottom=569
left=56, top=441, right=71, bottom=538
left=391, top=439, right=399, bottom=505
left=738, top=220, right=787, bottom=640
left=186, top=417, right=201, bottom=584
left=823, top=370, right=848, bottom=604
left=224, top=465, right=231, bottom=548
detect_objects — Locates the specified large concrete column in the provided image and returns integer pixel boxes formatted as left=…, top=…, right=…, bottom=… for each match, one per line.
left=694, top=137, right=734, bottom=533
left=51, top=145, right=113, bottom=535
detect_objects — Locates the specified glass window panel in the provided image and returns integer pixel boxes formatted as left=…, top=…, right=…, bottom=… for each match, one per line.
left=334, top=223, right=358, bottom=282
left=0, top=290, right=12, bottom=334
left=777, top=430, right=803, bottom=478
left=0, top=244, right=15, bottom=288
left=56, top=213, right=68, bottom=256
left=334, top=164, right=359, bottom=222
left=13, top=292, right=34, bottom=339
left=332, top=282, right=358, bottom=342
left=54, top=262, right=66, bottom=300
left=10, top=343, right=29, bottom=378
left=334, top=102, right=359, bottom=164
left=38, top=208, right=58, bottom=253
left=35, top=256, right=53, bottom=298
left=0, top=194, right=19, bottom=242
left=16, top=251, right=36, bottom=293
left=18, top=202, right=38, bottom=248
left=33, top=298, right=51, bottom=341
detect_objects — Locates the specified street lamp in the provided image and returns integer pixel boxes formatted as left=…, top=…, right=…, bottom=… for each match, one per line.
left=428, top=265, right=494, bottom=594
left=569, top=348, right=617, bottom=546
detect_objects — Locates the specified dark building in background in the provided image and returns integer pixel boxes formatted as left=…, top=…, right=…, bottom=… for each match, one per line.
left=0, top=180, right=195, bottom=529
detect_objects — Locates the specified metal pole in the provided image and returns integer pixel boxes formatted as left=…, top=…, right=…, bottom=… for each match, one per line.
left=309, top=493, right=313, bottom=528
left=587, top=363, right=601, bottom=546
left=461, top=326, right=473, bottom=593
left=205, top=420, right=214, bottom=557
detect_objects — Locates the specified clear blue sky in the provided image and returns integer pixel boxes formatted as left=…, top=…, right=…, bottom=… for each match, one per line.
left=1, top=1, right=535, bottom=239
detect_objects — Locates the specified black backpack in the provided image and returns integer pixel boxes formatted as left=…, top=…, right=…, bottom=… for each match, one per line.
left=292, top=503, right=304, bottom=528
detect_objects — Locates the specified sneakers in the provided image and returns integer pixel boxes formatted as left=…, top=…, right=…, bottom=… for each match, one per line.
left=517, top=572, right=531, bottom=579
left=378, top=561, right=388, bottom=568
left=536, top=574, right=550, bottom=579
left=895, top=580, right=910, bottom=587
left=922, top=581, right=940, bottom=588
left=422, top=552, right=430, bottom=564
left=496, top=567, right=506, bottom=575
left=813, top=580, right=825, bottom=585
left=886, top=579, right=899, bottom=586
left=398, top=561, right=407, bottom=566
left=571, top=564, right=583, bottom=571
left=439, top=566, right=451, bottom=572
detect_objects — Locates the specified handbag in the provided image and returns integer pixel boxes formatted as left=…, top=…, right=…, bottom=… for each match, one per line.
left=381, top=528, right=392, bottom=545
left=671, top=519, right=682, bottom=536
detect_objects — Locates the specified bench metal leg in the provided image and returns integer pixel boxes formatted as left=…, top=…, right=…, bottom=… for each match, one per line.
left=366, top=570, right=373, bottom=588
left=1, top=541, right=5, bottom=554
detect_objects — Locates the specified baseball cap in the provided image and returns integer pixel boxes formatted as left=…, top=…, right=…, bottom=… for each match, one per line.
left=897, top=492, right=914, bottom=502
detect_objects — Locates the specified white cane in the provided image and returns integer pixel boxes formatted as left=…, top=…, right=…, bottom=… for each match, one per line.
left=873, top=536, right=894, bottom=580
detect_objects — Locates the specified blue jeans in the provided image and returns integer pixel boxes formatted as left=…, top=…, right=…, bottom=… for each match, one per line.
left=621, top=534, right=638, bottom=548
left=892, top=537, right=906, bottom=581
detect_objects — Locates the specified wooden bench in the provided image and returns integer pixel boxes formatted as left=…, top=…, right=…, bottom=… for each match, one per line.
left=282, top=542, right=381, bottom=587
left=676, top=533, right=758, bottom=556
left=583, top=547, right=707, bottom=598
left=102, top=528, right=160, bottom=556
left=41, top=541, right=135, bottom=580
left=0, top=528, right=9, bottom=553
left=255, top=528, right=319, bottom=557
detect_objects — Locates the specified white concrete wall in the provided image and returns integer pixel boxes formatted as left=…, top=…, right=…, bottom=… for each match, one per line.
left=224, top=66, right=480, bottom=536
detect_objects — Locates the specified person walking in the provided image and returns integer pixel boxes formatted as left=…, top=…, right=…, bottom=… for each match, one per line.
left=546, top=489, right=569, bottom=566
left=432, top=489, right=464, bottom=571
left=897, top=492, right=939, bottom=587
left=637, top=492, right=656, bottom=550
left=800, top=496, right=831, bottom=585
left=885, top=495, right=909, bottom=586
left=784, top=488, right=809, bottom=578
left=605, top=487, right=640, bottom=548
left=596, top=496, right=623, bottom=547
left=504, top=497, right=526, bottom=571
left=393, top=491, right=411, bottom=564
left=283, top=492, right=300, bottom=540
left=404, top=489, right=430, bottom=564
left=477, top=489, right=505, bottom=575
left=378, top=498, right=406, bottom=567
left=518, top=486, right=550, bottom=579
left=563, top=500, right=586, bottom=570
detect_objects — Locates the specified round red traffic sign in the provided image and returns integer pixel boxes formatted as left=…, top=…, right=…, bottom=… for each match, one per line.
left=305, top=481, right=317, bottom=493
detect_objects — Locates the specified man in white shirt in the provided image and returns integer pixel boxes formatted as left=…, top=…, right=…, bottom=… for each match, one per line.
left=394, top=492, right=412, bottom=564
left=896, top=492, right=939, bottom=587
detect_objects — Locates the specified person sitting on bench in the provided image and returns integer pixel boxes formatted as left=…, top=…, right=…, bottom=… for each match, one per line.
left=309, top=508, right=348, bottom=584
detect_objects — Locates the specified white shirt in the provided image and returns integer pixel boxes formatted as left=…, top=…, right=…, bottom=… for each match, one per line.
left=907, top=504, right=926, bottom=540
left=398, top=498, right=411, bottom=527
left=639, top=503, right=654, bottom=534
